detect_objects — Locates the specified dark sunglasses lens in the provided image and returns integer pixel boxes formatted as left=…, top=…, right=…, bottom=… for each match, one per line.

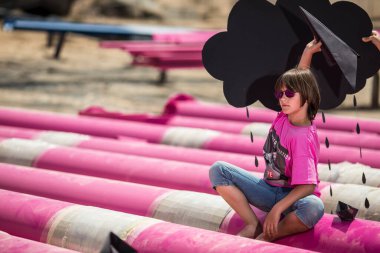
left=274, top=91, right=283, bottom=99
left=285, top=90, right=295, bottom=97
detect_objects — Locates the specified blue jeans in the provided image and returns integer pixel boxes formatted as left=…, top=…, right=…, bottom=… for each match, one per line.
left=209, top=161, right=324, bottom=228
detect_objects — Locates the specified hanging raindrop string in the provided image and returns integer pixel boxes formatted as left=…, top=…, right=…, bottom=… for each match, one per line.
left=322, top=111, right=334, bottom=214
left=353, top=95, right=363, bottom=158
left=353, top=95, right=369, bottom=210
left=246, top=106, right=259, bottom=168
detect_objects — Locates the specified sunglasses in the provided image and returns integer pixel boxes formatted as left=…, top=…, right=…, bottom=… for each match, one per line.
left=274, top=89, right=296, bottom=99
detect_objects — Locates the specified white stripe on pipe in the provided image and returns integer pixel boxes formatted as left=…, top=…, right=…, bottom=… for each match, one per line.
left=42, top=205, right=161, bottom=252
left=37, top=132, right=90, bottom=147
left=161, top=127, right=220, bottom=148
left=321, top=183, right=380, bottom=221
left=319, top=162, right=380, bottom=187
left=150, top=191, right=232, bottom=232
left=0, top=139, right=54, bottom=167
left=241, top=122, right=271, bottom=137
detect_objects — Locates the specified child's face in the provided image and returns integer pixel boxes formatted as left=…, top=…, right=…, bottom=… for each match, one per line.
left=278, top=85, right=305, bottom=116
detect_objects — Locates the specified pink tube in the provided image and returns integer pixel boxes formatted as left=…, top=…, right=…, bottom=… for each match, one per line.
left=79, top=107, right=380, bottom=150
left=0, top=163, right=244, bottom=235
left=0, top=189, right=310, bottom=253
left=0, top=190, right=72, bottom=241
left=163, top=94, right=380, bottom=134
left=0, top=163, right=169, bottom=217
left=0, top=139, right=373, bottom=214
left=0, top=232, right=77, bottom=253
left=1, top=175, right=380, bottom=253
left=0, top=138, right=249, bottom=194
left=0, top=125, right=262, bottom=171
left=0, top=107, right=378, bottom=167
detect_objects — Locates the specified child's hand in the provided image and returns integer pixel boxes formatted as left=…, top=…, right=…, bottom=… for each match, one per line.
left=298, top=39, right=322, bottom=69
left=263, top=207, right=281, bottom=239
left=303, top=39, right=322, bottom=56
left=362, top=30, right=380, bottom=51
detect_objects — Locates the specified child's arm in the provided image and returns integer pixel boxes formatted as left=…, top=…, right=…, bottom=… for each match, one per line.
left=298, top=39, right=322, bottom=69
left=362, top=30, right=380, bottom=51
left=263, top=184, right=315, bottom=238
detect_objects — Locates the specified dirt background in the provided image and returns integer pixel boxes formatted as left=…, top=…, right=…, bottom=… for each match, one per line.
left=0, top=0, right=379, bottom=120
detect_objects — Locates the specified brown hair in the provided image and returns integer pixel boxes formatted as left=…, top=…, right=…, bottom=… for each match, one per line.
left=274, top=68, right=320, bottom=121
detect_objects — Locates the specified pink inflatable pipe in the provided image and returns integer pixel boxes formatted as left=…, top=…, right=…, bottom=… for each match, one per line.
left=79, top=107, right=380, bottom=150
left=163, top=94, right=380, bottom=135
left=0, top=137, right=259, bottom=194
left=0, top=163, right=245, bottom=235
left=0, top=232, right=78, bottom=253
left=0, top=139, right=375, bottom=215
left=0, top=125, right=264, bottom=172
left=0, top=189, right=311, bottom=253
left=0, top=172, right=380, bottom=252
left=0, top=107, right=378, bottom=167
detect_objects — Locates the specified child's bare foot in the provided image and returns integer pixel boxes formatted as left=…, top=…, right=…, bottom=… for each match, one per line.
left=237, top=223, right=262, bottom=238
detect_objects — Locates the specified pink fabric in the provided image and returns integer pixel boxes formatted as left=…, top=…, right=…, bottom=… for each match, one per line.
left=262, top=113, right=320, bottom=196
left=152, top=31, right=218, bottom=43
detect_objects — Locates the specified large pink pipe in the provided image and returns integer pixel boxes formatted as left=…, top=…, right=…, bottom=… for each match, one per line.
left=79, top=107, right=380, bottom=150
left=0, top=168, right=380, bottom=253
left=2, top=139, right=380, bottom=221
left=0, top=125, right=262, bottom=171
left=0, top=232, right=78, bottom=253
left=0, top=107, right=378, bottom=167
left=0, top=163, right=245, bottom=235
left=0, top=138, right=259, bottom=194
left=0, top=189, right=311, bottom=253
left=163, top=94, right=380, bottom=135
left=2, top=127, right=380, bottom=189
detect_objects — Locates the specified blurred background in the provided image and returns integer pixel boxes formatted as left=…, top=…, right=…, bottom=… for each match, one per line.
left=0, top=0, right=379, bottom=118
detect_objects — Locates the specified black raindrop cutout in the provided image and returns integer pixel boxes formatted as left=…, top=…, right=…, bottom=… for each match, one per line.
left=362, top=172, right=366, bottom=184
left=330, top=210, right=333, bottom=215
left=356, top=123, right=361, bottom=134
left=365, top=198, right=370, bottom=209
left=328, top=160, right=331, bottom=170
left=322, top=112, right=326, bottom=123
left=330, top=185, right=333, bottom=197
left=353, top=95, right=357, bottom=107
left=255, top=156, right=259, bottom=167
left=250, top=131, right=254, bottom=143
left=246, top=107, right=250, bottom=119
left=325, top=137, right=330, bottom=148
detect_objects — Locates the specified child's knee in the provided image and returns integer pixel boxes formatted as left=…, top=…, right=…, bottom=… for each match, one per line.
left=209, top=161, right=233, bottom=188
left=294, top=196, right=324, bottom=228
left=209, top=161, right=227, bottom=178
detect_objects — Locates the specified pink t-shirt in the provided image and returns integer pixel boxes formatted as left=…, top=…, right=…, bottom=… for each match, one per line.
left=263, top=112, right=321, bottom=197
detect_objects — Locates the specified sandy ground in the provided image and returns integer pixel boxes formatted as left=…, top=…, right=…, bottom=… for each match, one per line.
left=0, top=17, right=379, bottom=121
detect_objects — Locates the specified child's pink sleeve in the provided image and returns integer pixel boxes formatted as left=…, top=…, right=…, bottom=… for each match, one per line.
left=290, top=135, right=319, bottom=185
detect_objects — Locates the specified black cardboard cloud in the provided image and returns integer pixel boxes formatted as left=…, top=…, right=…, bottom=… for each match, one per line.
left=202, top=0, right=380, bottom=110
